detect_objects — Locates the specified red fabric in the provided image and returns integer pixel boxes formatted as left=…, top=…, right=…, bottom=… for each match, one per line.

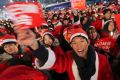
left=0, top=61, right=9, bottom=74
left=52, top=51, right=113, bottom=80
left=94, top=36, right=116, bottom=53
left=0, top=65, right=48, bottom=80
left=53, top=46, right=65, bottom=57
left=114, top=14, right=120, bottom=33
left=6, top=2, right=45, bottom=30
left=52, top=25, right=63, bottom=37
left=70, top=0, right=86, bottom=10
left=0, top=34, right=16, bottom=45
left=91, top=19, right=102, bottom=32
left=97, top=54, right=113, bottom=80
left=63, top=27, right=88, bottom=43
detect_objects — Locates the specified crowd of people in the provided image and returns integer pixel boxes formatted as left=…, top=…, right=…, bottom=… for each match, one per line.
left=0, top=1, right=120, bottom=80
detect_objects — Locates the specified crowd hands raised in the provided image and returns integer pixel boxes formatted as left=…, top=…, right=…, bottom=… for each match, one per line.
left=0, top=1, right=120, bottom=80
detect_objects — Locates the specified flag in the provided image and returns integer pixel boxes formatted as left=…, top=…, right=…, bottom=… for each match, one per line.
left=5, top=2, right=45, bottom=30
left=70, top=0, right=86, bottom=10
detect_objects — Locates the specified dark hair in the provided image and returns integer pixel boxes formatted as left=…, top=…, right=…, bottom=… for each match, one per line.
left=43, top=34, right=55, bottom=44
left=52, top=14, right=58, bottom=20
left=102, top=21, right=117, bottom=33
left=103, top=9, right=111, bottom=15
left=80, top=16, right=87, bottom=25
left=117, top=35, right=120, bottom=47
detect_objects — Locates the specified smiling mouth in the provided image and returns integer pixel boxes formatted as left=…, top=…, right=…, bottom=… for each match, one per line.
left=77, top=50, right=84, bottom=53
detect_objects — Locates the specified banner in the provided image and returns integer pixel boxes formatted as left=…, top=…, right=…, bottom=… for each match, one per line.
left=114, top=14, right=120, bottom=33
left=94, top=37, right=116, bottom=52
left=70, top=0, right=86, bottom=10
left=5, top=2, right=45, bottom=30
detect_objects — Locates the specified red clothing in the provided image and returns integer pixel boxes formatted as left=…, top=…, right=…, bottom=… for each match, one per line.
left=91, top=19, right=103, bottom=32
left=0, top=47, right=35, bottom=74
left=51, top=51, right=113, bottom=80
left=36, top=52, right=112, bottom=80
left=52, top=25, right=63, bottom=38
left=94, top=36, right=116, bottom=53
left=35, top=49, right=113, bottom=80
left=0, top=65, right=48, bottom=80
left=52, top=45, right=64, bottom=57
left=0, top=61, right=9, bottom=74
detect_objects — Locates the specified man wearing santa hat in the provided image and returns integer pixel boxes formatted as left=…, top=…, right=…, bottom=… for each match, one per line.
left=17, top=26, right=113, bottom=80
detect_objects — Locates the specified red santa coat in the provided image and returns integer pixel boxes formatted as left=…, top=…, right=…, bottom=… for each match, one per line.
left=0, top=65, right=48, bottom=80
left=91, top=19, right=103, bottom=32
left=52, top=45, right=65, bottom=57
left=0, top=47, right=35, bottom=74
left=35, top=50, right=113, bottom=80
left=0, top=61, right=9, bottom=74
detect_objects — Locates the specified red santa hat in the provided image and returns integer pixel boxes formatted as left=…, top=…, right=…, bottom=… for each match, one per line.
left=0, top=65, right=48, bottom=80
left=86, top=25, right=96, bottom=31
left=40, top=29, right=53, bottom=38
left=63, top=27, right=88, bottom=43
left=0, top=34, right=16, bottom=45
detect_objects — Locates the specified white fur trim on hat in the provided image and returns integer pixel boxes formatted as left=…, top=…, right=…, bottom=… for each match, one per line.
left=86, top=26, right=95, bottom=31
left=43, top=32, right=53, bottom=37
left=2, top=39, right=16, bottom=44
left=70, top=33, right=88, bottom=42
left=90, top=26, right=95, bottom=28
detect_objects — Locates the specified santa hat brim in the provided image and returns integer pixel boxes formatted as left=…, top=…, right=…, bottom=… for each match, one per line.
left=70, top=33, right=88, bottom=43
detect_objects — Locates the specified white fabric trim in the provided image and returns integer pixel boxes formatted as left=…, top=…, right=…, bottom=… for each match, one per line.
left=70, top=33, right=88, bottom=42
left=43, top=32, right=53, bottom=37
left=102, top=20, right=104, bottom=29
left=90, top=26, right=95, bottom=28
left=91, top=52, right=99, bottom=80
left=104, top=20, right=113, bottom=26
left=86, top=26, right=95, bottom=31
left=2, top=39, right=16, bottom=44
left=54, top=21, right=62, bottom=27
left=72, top=61, right=81, bottom=80
left=35, top=48, right=56, bottom=69
left=73, top=20, right=80, bottom=25
left=72, top=52, right=99, bottom=80
left=63, top=31, right=67, bottom=36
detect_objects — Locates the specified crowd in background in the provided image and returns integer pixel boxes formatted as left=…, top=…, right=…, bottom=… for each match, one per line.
left=0, top=1, right=120, bottom=80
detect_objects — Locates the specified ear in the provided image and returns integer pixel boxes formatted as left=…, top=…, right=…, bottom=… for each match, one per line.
left=87, top=39, right=90, bottom=46
left=16, top=43, right=19, bottom=47
left=70, top=44, right=73, bottom=47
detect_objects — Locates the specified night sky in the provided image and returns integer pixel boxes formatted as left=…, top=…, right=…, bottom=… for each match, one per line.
left=0, top=0, right=9, bottom=9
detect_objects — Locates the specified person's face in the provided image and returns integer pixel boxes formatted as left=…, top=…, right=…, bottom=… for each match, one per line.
left=70, top=36, right=89, bottom=59
left=82, top=17, right=88, bottom=24
left=108, top=22, right=115, bottom=32
left=43, top=34, right=53, bottom=47
left=104, top=11, right=111, bottom=19
left=53, top=16, right=57, bottom=20
left=4, top=43, right=18, bottom=55
left=63, top=20, right=69, bottom=25
left=73, top=10, right=78, bottom=16
left=16, top=29, right=36, bottom=46
left=88, top=28, right=98, bottom=40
